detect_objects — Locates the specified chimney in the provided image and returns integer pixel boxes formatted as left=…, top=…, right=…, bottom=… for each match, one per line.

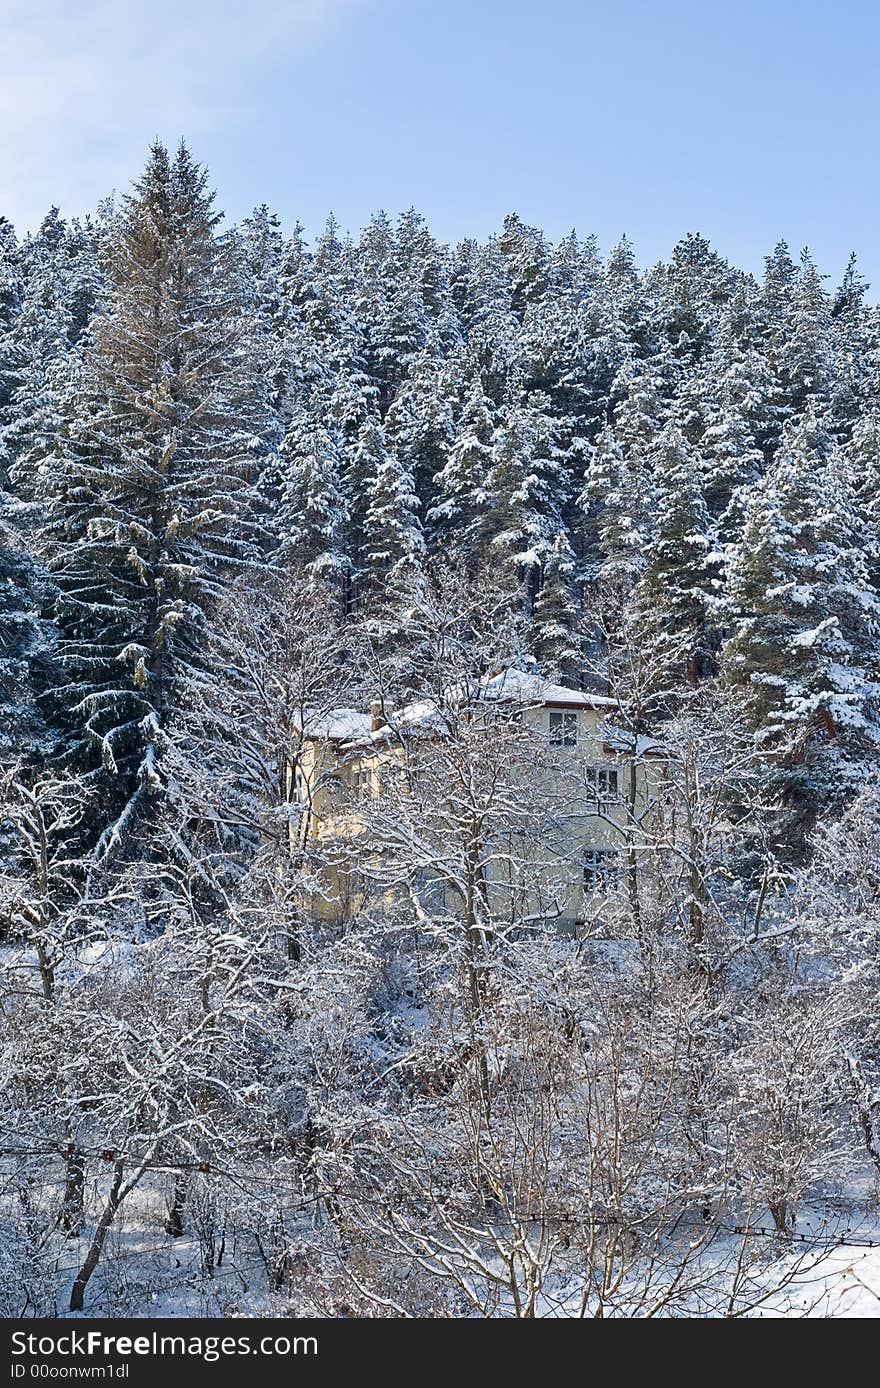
left=370, top=699, right=385, bottom=733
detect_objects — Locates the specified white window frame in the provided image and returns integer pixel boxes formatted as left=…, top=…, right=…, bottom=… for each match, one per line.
left=548, top=709, right=578, bottom=748
left=585, top=764, right=620, bottom=801
left=582, top=847, right=619, bottom=892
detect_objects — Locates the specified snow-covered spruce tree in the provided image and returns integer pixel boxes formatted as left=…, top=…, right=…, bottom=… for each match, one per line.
left=449, top=234, right=515, bottom=349
left=783, top=251, right=834, bottom=417
left=344, top=411, right=390, bottom=595
left=759, top=244, right=834, bottom=453
left=588, top=237, right=649, bottom=386
left=498, top=212, right=551, bottom=318
left=38, top=143, right=268, bottom=856
left=699, top=281, right=773, bottom=525
left=456, top=235, right=522, bottom=407
left=384, top=330, right=457, bottom=517
left=355, top=209, right=423, bottom=409
left=630, top=419, right=721, bottom=693
left=3, top=210, right=104, bottom=504
left=362, top=425, right=425, bottom=603
left=530, top=528, right=582, bottom=682
left=580, top=421, right=656, bottom=601
left=830, top=253, right=875, bottom=440
left=427, top=367, right=495, bottom=559
left=722, top=404, right=880, bottom=834
left=646, top=232, right=736, bottom=365
left=0, top=219, right=31, bottom=757
left=519, top=231, right=601, bottom=423
left=235, top=204, right=296, bottom=504
left=605, top=349, right=670, bottom=470
left=386, top=208, right=448, bottom=363
left=278, top=404, right=350, bottom=591
left=479, top=389, right=564, bottom=600
left=0, top=216, right=24, bottom=480
left=303, top=215, right=368, bottom=399
left=848, top=406, right=880, bottom=588
left=0, top=511, right=50, bottom=768
left=0, top=216, right=61, bottom=770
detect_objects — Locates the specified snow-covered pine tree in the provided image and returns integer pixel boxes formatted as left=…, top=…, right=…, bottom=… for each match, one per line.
left=362, top=421, right=425, bottom=601
left=723, top=404, right=880, bottom=829
left=278, top=404, right=350, bottom=591
left=531, top=528, right=582, bottom=682
left=699, top=283, right=772, bottom=541
left=37, top=143, right=269, bottom=856
left=630, top=419, right=721, bottom=691
left=498, top=213, right=551, bottom=319
left=646, top=233, right=735, bottom=366
left=0, top=217, right=23, bottom=487
left=848, top=407, right=880, bottom=590
left=830, top=254, right=875, bottom=441
left=1, top=216, right=61, bottom=770
left=3, top=209, right=103, bottom=502
left=384, top=330, right=456, bottom=522
left=579, top=422, right=655, bottom=599
left=427, top=368, right=495, bottom=559
left=479, top=388, right=564, bottom=600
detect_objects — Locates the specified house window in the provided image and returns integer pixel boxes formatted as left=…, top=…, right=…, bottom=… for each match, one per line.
left=582, top=847, right=619, bottom=892
left=585, top=765, right=619, bottom=800
left=549, top=710, right=578, bottom=748
left=348, top=766, right=372, bottom=796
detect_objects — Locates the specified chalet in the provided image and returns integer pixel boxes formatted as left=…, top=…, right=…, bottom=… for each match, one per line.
left=290, top=669, right=664, bottom=935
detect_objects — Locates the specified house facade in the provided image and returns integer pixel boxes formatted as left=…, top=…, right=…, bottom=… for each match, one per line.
left=290, top=669, right=664, bottom=934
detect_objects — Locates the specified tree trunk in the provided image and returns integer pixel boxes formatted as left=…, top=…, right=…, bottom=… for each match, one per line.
left=464, top=837, right=492, bottom=1120
left=626, top=759, right=641, bottom=931
left=60, top=1144, right=85, bottom=1237
left=164, top=1171, right=188, bottom=1238
left=69, top=1160, right=125, bottom=1312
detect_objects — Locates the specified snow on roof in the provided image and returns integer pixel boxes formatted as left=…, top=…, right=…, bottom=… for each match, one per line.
left=315, top=672, right=623, bottom=748
left=602, top=726, right=666, bottom=757
left=477, top=668, right=620, bottom=709
left=365, top=700, right=450, bottom=743
left=302, top=708, right=374, bottom=740
left=393, top=699, right=446, bottom=728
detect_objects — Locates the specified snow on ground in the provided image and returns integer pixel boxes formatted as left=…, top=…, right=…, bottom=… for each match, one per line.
left=768, top=1241, right=880, bottom=1317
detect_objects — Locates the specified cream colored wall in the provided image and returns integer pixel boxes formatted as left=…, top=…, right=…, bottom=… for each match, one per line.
left=291, top=706, right=662, bottom=927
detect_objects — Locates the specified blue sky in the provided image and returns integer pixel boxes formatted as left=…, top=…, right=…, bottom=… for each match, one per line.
left=2, top=0, right=878, bottom=291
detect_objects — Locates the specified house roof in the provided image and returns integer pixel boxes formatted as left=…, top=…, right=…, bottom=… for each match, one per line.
left=300, top=708, right=374, bottom=741
left=476, top=668, right=620, bottom=710
left=602, top=727, right=666, bottom=758
left=328, top=669, right=625, bottom=751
